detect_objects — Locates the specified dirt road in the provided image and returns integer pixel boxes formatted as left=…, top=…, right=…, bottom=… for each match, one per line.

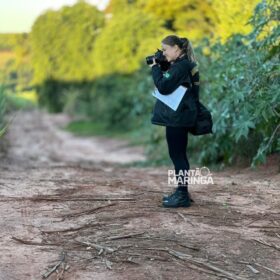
left=0, top=109, right=279, bottom=280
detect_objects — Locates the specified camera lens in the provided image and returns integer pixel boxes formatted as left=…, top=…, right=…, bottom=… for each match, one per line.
left=146, top=55, right=154, bottom=65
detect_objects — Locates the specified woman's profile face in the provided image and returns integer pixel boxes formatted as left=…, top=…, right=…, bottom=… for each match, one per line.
left=161, top=43, right=181, bottom=62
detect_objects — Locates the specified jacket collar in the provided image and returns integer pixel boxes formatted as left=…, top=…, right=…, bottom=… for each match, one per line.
left=172, top=53, right=188, bottom=64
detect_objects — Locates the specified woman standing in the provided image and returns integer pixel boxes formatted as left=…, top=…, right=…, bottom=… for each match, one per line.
left=149, top=35, right=200, bottom=208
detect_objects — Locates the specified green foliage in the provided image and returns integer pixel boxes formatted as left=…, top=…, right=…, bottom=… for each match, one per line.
left=30, top=1, right=105, bottom=84
left=197, top=42, right=277, bottom=165
left=211, top=0, right=260, bottom=43
left=29, top=1, right=105, bottom=112
left=92, top=7, right=168, bottom=76
left=63, top=65, right=154, bottom=131
left=64, top=118, right=150, bottom=146
left=4, top=92, right=37, bottom=112
left=36, top=79, right=67, bottom=113
left=136, top=0, right=216, bottom=41
left=0, top=84, right=6, bottom=136
left=0, top=84, right=36, bottom=139
left=65, top=120, right=115, bottom=137
left=105, top=0, right=137, bottom=14
left=188, top=0, right=279, bottom=167
left=95, top=74, right=150, bottom=130
left=11, top=33, right=33, bottom=89
left=0, top=33, right=33, bottom=89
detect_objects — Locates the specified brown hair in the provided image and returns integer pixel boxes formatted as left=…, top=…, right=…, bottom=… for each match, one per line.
left=161, top=35, right=197, bottom=63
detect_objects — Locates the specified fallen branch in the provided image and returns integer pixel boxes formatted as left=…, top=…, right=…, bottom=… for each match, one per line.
left=136, top=247, right=248, bottom=280
left=243, top=214, right=268, bottom=226
left=173, top=258, right=227, bottom=278
left=177, top=213, right=195, bottom=226
left=116, top=258, right=141, bottom=265
left=177, top=242, right=200, bottom=251
left=41, top=222, right=105, bottom=234
left=119, top=252, right=169, bottom=262
left=167, top=248, right=192, bottom=260
left=104, top=258, right=113, bottom=269
left=246, top=265, right=259, bottom=274
left=42, top=252, right=66, bottom=279
left=135, top=235, right=200, bottom=251
left=76, top=240, right=115, bottom=253
left=248, top=225, right=280, bottom=229
left=106, top=231, right=146, bottom=241
left=11, top=236, right=58, bottom=247
left=3, top=196, right=136, bottom=202
left=254, top=262, right=280, bottom=276
left=184, top=257, right=249, bottom=280
left=56, top=262, right=68, bottom=280
left=238, top=261, right=280, bottom=277
left=60, top=203, right=117, bottom=219
left=253, top=238, right=280, bottom=251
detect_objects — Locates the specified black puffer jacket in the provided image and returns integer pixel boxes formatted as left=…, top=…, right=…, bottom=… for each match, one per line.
left=150, top=54, right=199, bottom=127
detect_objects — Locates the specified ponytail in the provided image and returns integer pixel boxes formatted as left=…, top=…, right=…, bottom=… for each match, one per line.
left=179, top=37, right=197, bottom=63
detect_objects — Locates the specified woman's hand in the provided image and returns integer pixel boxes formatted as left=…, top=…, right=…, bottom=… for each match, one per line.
left=149, top=57, right=157, bottom=67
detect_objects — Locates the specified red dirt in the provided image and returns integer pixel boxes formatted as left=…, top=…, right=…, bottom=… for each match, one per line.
left=0, top=109, right=279, bottom=280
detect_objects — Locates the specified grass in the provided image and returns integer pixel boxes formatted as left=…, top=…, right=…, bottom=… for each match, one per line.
left=0, top=124, right=8, bottom=137
left=64, top=119, right=150, bottom=146
left=5, top=92, right=38, bottom=110
left=14, top=90, right=38, bottom=103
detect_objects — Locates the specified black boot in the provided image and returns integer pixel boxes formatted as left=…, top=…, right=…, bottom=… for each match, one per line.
left=162, top=188, right=180, bottom=201
left=163, top=187, right=194, bottom=202
left=162, top=188, right=191, bottom=208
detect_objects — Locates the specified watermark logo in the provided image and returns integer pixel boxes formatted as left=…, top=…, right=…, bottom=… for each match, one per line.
left=168, top=166, right=214, bottom=186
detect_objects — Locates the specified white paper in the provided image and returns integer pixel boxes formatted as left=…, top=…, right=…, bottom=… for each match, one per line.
left=152, top=85, right=188, bottom=111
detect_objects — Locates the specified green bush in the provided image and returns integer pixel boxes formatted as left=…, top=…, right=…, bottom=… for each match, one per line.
left=197, top=0, right=279, bottom=167
left=0, top=84, right=6, bottom=136
left=36, top=79, right=66, bottom=113
left=147, top=0, right=279, bottom=167
left=62, top=65, right=154, bottom=131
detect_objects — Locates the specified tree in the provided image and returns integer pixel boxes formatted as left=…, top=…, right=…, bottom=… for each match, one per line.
left=92, top=7, right=169, bottom=76
left=135, top=0, right=216, bottom=42
left=30, top=1, right=105, bottom=84
left=211, top=0, right=260, bottom=43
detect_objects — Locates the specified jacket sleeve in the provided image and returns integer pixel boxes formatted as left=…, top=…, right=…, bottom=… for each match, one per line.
left=151, top=63, right=184, bottom=95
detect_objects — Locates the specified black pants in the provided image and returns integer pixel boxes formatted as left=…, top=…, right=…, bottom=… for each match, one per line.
left=165, top=126, right=189, bottom=188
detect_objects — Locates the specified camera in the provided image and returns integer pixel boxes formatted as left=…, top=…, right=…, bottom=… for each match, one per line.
left=146, top=49, right=170, bottom=71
